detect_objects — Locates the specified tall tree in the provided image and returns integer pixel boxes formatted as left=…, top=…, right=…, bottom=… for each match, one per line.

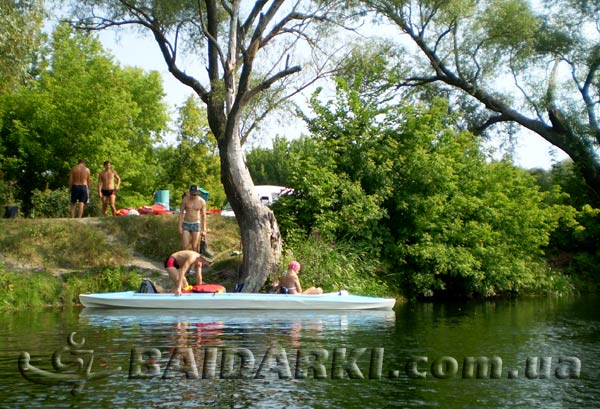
left=356, top=0, right=600, bottom=203
left=0, top=0, right=45, bottom=93
left=64, top=1, right=347, bottom=291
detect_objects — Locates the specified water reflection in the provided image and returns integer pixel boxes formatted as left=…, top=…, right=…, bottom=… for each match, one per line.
left=79, top=308, right=396, bottom=330
left=79, top=308, right=396, bottom=350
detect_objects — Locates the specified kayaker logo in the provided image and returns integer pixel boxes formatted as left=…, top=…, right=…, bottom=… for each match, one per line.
left=18, top=337, right=582, bottom=396
left=18, top=332, right=120, bottom=395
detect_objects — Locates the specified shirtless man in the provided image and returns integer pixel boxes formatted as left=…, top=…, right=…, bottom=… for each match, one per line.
left=275, top=261, right=323, bottom=295
left=68, top=159, right=91, bottom=218
left=97, top=161, right=121, bottom=216
left=164, top=250, right=204, bottom=295
left=179, top=185, right=207, bottom=253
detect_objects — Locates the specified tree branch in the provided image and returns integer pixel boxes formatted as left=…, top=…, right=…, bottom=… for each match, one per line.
left=578, top=57, right=600, bottom=144
left=245, top=65, right=302, bottom=104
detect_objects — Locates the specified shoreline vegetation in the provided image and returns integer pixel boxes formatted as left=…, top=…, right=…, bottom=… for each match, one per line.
left=0, top=216, right=402, bottom=311
left=0, top=215, right=590, bottom=311
left=0, top=215, right=243, bottom=310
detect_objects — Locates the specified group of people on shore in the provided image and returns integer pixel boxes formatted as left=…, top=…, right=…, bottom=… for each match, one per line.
left=68, top=159, right=121, bottom=218
left=69, top=160, right=320, bottom=296
left=68, top=160, right=211, bottom=295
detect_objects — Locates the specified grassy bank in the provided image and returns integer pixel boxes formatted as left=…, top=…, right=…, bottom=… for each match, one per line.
left=0, top=215, right=401, bottom=311
left=0, top=215, right=242, bottom=310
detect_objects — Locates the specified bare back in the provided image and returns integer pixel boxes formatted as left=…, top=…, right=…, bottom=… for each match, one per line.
left=171, top=250, right=199, bottom=266
left=279, top=271, right=302, bottom=294
left=69, top=164, right=90, bottom=186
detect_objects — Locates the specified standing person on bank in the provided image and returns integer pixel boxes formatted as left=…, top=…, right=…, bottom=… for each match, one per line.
left=179, top=185, right=207, bottom=253
left=68, top=159, right=91, bottom=218
left=97, top=161, right=121, bottom=216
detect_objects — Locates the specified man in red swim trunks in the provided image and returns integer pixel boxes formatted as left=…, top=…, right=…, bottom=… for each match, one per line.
left=164, top=250, right=206, bottom=296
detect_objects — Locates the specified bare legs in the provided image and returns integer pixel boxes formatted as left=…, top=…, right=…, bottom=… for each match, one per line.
left=102, top=194, right=118, bottom=216
left=181, top=231, right=200, bottom=252
left=70, top=202, right=84, bottom=218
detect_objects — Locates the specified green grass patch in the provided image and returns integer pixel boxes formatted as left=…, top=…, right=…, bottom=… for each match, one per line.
left=60, top=266, right=144, bottom=306
left=99, top=214, right=240, bottom=260
left=0, top=218, right=131, bottom=269
left=0, top=264, right=144, bottom=310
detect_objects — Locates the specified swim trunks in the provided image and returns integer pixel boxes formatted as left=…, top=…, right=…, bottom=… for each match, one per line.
left=70, top=185, right=89, bottom=204
left=280, top=286, right=296, bottom=294
left=164, top=256, right=180, bottom=269
left=101, top=189, right=115, bottom=197
left=182, top=221, right=201, bottom=233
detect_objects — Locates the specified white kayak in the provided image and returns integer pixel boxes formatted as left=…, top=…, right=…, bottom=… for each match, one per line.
left=79, top=291, right=396, bottom=310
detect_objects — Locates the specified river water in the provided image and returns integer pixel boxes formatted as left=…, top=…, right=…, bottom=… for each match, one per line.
left=0, top=295, right=598, bottom=408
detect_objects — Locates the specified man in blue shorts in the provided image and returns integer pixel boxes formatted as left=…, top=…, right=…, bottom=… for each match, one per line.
left=178, top=185, right=207, bottom=253
left=68, top=159, right=91, bottom=218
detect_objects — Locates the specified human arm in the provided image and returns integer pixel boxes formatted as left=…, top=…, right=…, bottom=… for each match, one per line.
left=114, top=171, right=121, bottom=190
left=175, top=258, right=193, bottom=296
left=294, top=276, right=302, bottom=295
left=201, top=198, right=207, bottom=236
left=178, top=198, right=186, bottom=234
left=85, top=168, right=91, bottom=188
left=195, top=262, right=203, bottom=286
left=97, top=173, right=103, bottom=197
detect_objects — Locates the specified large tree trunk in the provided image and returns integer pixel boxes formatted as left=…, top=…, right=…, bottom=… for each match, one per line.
left=218, top=124, right=282, bottom=292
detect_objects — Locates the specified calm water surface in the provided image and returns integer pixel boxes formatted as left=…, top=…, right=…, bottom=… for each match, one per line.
left=0, top=295, right=598, bottom=408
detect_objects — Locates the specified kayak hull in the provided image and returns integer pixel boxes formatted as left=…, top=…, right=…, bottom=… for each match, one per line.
left=79, top=291, right=396, bottom=310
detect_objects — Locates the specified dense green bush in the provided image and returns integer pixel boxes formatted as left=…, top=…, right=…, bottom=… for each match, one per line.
left=30, top=187, right=101, bottom=218
left=0, top=267, right=63, bottom=309
left=546, top=205, right=600, bottom=290
left=530, top=162, right=600, bottom=291
left=271, top=80, right=574, bottom=298
left=30, top=188, right=70, bottom=218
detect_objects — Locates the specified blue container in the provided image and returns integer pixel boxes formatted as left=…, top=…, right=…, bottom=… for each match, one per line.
left=154, top=190, right=170, bottom=210
left=199, top=188, right=209, bottom=202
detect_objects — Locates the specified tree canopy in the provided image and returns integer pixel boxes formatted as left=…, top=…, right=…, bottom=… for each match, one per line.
left=270, top=78, right=568, bottom=297
left=0, top=0, right=45, bottom=93
left=154, top=95, right=225, bottom=208
left=0, top=23, right=169, bottom=212
left=354, top=0, right=600, bottom=203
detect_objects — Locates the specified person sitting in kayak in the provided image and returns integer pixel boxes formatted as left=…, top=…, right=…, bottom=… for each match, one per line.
left=164, top=250, right=207, bottom=296
left=274, top=261, right=323, bottom=295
